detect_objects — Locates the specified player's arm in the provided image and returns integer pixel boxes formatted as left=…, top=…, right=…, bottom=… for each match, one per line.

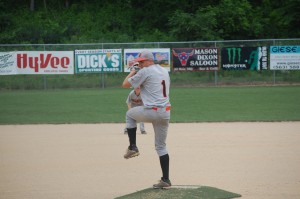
left=122, top=70, right=136, bottom=88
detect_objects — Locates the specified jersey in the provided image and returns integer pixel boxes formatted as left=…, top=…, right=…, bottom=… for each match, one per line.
left=128, top=64, right=170, bottom=108
left=126, top=90, right=143, bottom=108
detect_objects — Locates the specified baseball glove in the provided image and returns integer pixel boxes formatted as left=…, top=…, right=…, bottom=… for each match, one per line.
left=129, top=62, right=140, bottom=72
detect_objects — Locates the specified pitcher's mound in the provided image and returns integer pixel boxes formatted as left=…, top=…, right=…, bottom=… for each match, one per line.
left=115, top=185, right=241, bottom=199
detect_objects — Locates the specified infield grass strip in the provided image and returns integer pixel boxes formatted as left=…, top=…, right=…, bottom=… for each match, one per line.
left=0, top=86, right=299, bottom=124
left=115, top=186, right=241, bottom=199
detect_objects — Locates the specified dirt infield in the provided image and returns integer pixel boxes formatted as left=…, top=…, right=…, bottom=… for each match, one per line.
left=0, top=122, right=299, bottom=199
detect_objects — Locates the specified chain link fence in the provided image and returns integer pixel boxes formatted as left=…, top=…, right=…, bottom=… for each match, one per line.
left=0, top=39, right=299, bottom=90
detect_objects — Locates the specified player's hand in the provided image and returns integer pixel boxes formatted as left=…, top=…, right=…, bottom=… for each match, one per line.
left=126, top=68, right=136, bottom=77
left=130, top=65, right=140, bottom=72
left=129, top=66, right=140, bottom=76
left=128, top=61, right=140, bottom=74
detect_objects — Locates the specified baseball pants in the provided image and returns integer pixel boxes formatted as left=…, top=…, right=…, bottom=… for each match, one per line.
left=126, top=106, right=170, bottom=156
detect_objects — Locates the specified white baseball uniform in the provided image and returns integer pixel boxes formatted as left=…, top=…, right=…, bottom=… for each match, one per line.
left=127, top=64, right=171, bottom=156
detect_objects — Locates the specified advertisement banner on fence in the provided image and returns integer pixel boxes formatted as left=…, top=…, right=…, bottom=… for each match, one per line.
left=15, top=51, right=74, bottom=74
left=270, top=46, right=300, bottom=70
left=124, top=48, right=170, bottom=72
left=75, top=49, right=122, bottom=73
left=221, top=47, right=268, bottom=70
left=172, top=48, right=219, bottom=72
left=0, top=52, right=17, bottom=75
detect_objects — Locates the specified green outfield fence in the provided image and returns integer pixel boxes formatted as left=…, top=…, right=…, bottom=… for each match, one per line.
left=0, top=39, right=299, bottom=90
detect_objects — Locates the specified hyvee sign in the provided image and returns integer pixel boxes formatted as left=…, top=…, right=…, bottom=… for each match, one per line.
left=17, top=51, right=74, bottom=74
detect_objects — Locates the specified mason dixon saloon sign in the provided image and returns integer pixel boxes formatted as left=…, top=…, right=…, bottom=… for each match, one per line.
left=172, top=48, right=219, bottom=72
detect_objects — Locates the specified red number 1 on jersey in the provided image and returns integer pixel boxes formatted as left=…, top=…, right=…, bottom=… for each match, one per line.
left=161, top=80, right=167, bottom=97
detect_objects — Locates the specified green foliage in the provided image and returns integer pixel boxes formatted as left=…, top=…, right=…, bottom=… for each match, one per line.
left=0, top=0, right=298, bottom=44
left=216, top=0, right=261, bottom=39
left=168, top=0, right=265, bottom=40
left=268, top=0, right=300, bottom=38
left=168, top=7, right=220, bottom=41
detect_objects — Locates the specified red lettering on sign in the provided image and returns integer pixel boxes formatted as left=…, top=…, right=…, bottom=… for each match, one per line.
left=51, top=57, right=59, bottom=68
left=61, top=57, right=69, bottom=68
left=17, top=53, right=70, bottom=72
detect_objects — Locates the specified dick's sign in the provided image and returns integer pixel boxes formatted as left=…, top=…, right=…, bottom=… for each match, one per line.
left=75, top=49, right=122, bottom=73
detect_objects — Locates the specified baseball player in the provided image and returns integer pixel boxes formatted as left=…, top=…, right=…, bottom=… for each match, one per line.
left=122, top=50, right=171, bottom=189
left=124, top=86, right=147, bottom=134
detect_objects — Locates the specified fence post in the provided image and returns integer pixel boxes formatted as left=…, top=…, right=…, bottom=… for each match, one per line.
left=43, top=45, right=47, bottom=90
left=214, top=71, right=218, bottom=86
left=215, top=41, right=218, bottom=86
left=101, top=43, right=105, bottom=89
left=100, top=73, right=105, bottom=89
left=272, top=39, right=276, bottom=86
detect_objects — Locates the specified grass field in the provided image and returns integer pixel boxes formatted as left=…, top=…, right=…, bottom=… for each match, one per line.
left=0, top=86, right=299, bottom=124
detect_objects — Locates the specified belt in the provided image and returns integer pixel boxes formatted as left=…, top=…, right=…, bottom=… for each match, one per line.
left=152, top=106, right=171, bottom=111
